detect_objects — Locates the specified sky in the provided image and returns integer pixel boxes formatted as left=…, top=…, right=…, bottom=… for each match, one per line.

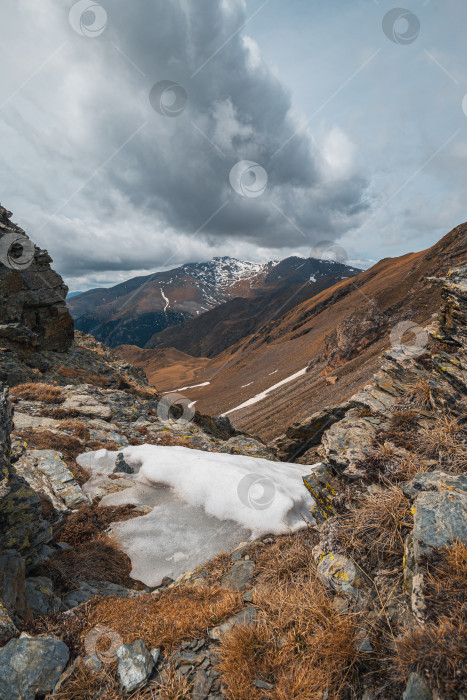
left=0, top=0, right=466, bottom=290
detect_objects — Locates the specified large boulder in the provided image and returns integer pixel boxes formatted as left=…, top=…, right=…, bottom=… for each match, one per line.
left=0, top=205, right=73, bottom=353
left=0, top=636, right=69, bottom=699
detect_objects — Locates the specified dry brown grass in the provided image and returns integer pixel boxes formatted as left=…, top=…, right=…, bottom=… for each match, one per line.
left=416, top=416, right=467, bottom=472
left=39, top=406, right=80, bottom=419
left=355, top=442, right=422, bottom=485
left=10, top=382, right=65, bottom=404
left=252, top=532, right=317, bottom=586
left=59, top=419, right=91, bottom=440
left=420, top=540, right=467, bottom=623
left=333, top=487, right=413, bottom=568
left=82, top=586, right=242, bottom=653
left=203, top=551, right=233, bottom=585
left=14, top=428, right=90, bottom=485
left=49, top=659, right=193, bottom=700
left=218, top=567, right=361, bottom=699
left=54, top=503, right=140, bottom=547
left=393, top=618, right=466, bottom=698
left=402, top=379, right=433, bottom=410
left=34, top=537, right=133, bottom=593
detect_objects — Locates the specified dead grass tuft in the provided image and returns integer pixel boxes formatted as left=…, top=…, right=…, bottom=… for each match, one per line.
left=39, top=406, right=79, bottom=419
left=10, top=382, right=65, bottom=404
left=420, top=540, right=467, bottom=623
left=34, top=537, right=133, bottom=594
left=59, top=420, right=90, bottom=440
left=416, top=416, right=467, bottom=472
left=402, top=379, right=433, bottom=410
left=252, top=532, right=317, bottom=586
left=53, top=502, right=140, bottom=547
left=393, top=618, right=466, bottom=698
left=333, top=487, right=413, bottom=567
left=355, top=443, right=422, bottom=485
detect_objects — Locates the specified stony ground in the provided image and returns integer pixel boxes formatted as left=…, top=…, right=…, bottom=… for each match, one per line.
left=0, top=268, right=465, bottom=699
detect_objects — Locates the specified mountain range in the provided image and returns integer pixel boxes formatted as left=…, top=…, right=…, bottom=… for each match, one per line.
left=115, top=223, right=467, bottom=442
left=68, top=256, right=361, bottom=348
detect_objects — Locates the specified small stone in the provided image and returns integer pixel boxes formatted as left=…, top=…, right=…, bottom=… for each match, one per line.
left=402, top=672, right=432, bottom=700
left=150, top=647, right=161, bottom=665
left=116, top=638, right=154, bottom=694
left=221, top=560, right=255, bottom=592
left=208, top=606, right=258, bottom=642
left=83, top=654, right=102, bottom=672
left=192, top=667, right=213, bottom=697
left=0, top=636, right=69, bottom=700
left=253, top=678, right=274, bottom=690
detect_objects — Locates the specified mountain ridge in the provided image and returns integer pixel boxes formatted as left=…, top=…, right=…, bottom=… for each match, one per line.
left=68, top=255, right=361, bottom=348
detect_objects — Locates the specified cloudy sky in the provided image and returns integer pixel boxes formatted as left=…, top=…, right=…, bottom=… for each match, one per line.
left=1, top=0, right=466, bottom=290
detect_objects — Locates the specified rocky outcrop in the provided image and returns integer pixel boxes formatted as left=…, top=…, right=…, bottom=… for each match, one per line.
left=0, top=205, right=74, bottom=353
left=0, top=388, right=50, bottom=563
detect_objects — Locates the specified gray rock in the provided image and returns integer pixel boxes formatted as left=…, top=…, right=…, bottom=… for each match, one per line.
left=62, top=393, right=112, bottom=420
left=25, top=576, right=62, bottom=617
left=402, top=672, right=432, bottom=699
left=208, top=606, right=258, bottom=642
left=83, top=654, right=103, bottom=672
left=150, top=647, right=161, bottom=665
left=0, top=205, right=73, bottom=353
left=15, top=449, right=91, bottom=510
left=403, top=471, right=467, bottom=501
left=253, top=679, right=274, bottom=690
left=0, top=552, right=30, bottom=623
left=0, top=602, right=18, bottom=645
left=114, top=452, right=134, bottom=474
left=413, top=490, right=467, bottom=561
left=116, top=638, right=154, bottom=694
left=408, top=487, right=467, bottom=620
left=63, top=580, right=140, bottom=610
left=0, top=636, right=69, bottom=700
left=303, top=463, right=339, bottom=522
left=315, top=550, right=367, bottom=600
left=192, top=667, right=213, bottom=697
left=221, top=560, right=255, bottom=592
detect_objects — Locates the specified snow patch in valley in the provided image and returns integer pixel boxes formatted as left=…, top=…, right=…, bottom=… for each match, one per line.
left=223, top=367, right=308, bottom=416
left=77, top=445, right=316, bottom=587
left=163, top=381, right=210, bottom=393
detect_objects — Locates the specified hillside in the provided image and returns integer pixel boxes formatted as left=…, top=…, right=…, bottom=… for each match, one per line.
left=68, top=256, right=360, bottom=348
left=116, top=223, right=467, bottom=442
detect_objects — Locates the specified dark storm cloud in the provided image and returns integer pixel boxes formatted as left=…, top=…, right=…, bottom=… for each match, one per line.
left=0, top=0, right=370, bottom=285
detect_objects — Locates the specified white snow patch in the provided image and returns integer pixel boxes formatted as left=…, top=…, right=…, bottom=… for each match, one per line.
left=77, top=446, right=316, bottom=587
left=160, top=288, right=169, bottom=312
left=163, top=381, right=210, bottom=394
left=241, top=382, right=253, bottom=388
left=223, top=368, right=308, bottom=416
left=269, top=370, right=278, bottom=375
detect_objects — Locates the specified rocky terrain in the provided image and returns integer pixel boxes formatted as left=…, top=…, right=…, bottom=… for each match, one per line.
left=0, top=209, right=465, bottom=699
left=69, top=255, right=360, bottom=349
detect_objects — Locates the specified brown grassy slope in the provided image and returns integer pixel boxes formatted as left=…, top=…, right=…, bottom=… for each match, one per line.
left=115, top=223, right=467, bottom=441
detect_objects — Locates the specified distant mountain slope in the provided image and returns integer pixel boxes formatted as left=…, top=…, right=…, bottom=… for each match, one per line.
left=144, top=259, right=359, bottom=357
left=115, top=223, right=467, bottom=442
left=68, top=255, right=360, bottom=348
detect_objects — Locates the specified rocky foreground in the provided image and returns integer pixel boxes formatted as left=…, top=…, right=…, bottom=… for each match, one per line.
left=0, top=208, right=466, bottom=699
